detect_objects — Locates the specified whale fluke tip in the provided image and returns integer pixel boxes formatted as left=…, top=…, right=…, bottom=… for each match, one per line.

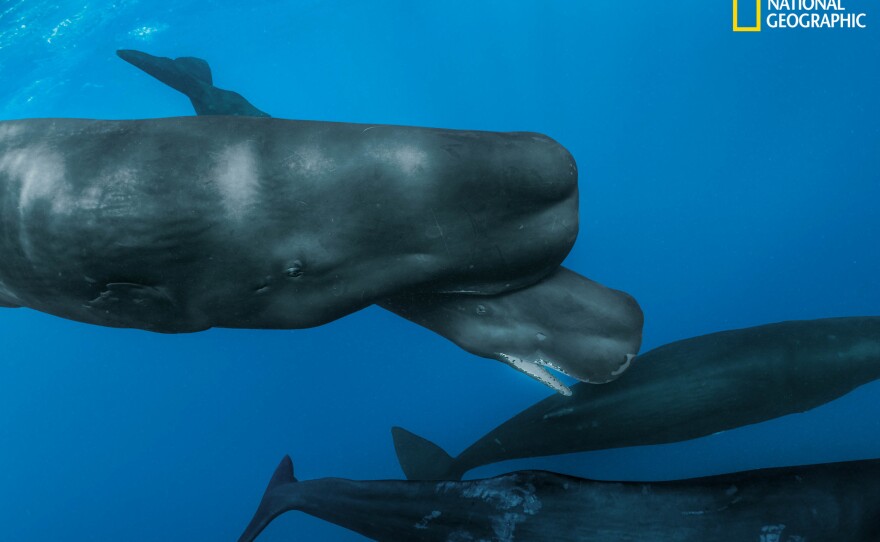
left=273, top=455, right=296, bottom=484
left=116, top=48, right=269, bottom=117
left=238, top=455, right=299, bottom=542
left=392, top=426, right=460, bottom=480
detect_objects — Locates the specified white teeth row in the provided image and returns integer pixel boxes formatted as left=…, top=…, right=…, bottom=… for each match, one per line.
left=497, top=352, right=639, bottom=394
left=496, top=352, right=572, bottom=396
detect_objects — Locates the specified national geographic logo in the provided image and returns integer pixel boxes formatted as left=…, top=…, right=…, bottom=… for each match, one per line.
left=733, top=0, right=869, bottom=31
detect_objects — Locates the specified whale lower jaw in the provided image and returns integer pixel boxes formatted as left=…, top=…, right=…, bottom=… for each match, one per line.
left=496, top=352, right=573, bottom=396
left=497, top=351, right=639, bottom=395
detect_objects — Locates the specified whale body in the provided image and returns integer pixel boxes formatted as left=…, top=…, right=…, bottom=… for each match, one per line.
left=0, top=50, right=645, bottom=392
left=238, top=455, right=880, bottom=541
left=0, top=116, right=578, bottom=331
left=393, top=317, right=880, bottom=479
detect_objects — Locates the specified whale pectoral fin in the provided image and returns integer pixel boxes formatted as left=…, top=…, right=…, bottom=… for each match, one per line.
left=116, top=49, right=270, bottom=117
left=87, top=282, right=175, bottom=309
left=380, top=266, right=643, bottom=394
left=84, top=282, right=181, bottom=332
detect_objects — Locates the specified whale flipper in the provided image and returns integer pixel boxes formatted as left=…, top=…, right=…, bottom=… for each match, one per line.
left=238, top=455, right=299, bottom=542
left=117, top=49, right=270, bottom=117
left=391, top=426, right=461, bottom=481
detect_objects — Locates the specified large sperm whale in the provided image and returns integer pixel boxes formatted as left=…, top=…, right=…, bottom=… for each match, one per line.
left=0, top=50, right=643, bottom=392
left=392, top=317, right=880, bottom=480
left=238, top=454, right=880, bottom=542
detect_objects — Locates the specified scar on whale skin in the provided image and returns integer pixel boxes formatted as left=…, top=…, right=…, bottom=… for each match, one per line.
left=237, top=454, right=880, bottom=542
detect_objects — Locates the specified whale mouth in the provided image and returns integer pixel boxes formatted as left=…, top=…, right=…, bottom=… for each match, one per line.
left=496, top=352, right=572, bottom=396
left=497, top=351, right=638, bottom=395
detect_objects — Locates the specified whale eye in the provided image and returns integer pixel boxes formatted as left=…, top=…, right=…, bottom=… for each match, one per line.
left=285, top=260, right=304, bottom=278
left=475, top=304, right=487, bottom=315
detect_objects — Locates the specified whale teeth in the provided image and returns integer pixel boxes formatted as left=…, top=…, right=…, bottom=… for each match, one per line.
left=497, top=353, right=572, bottom=396
left=535, top=353, right=571, bottom=377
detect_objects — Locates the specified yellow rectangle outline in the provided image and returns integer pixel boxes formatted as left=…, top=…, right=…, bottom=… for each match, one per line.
left=733, top=0, right=762, bottom=31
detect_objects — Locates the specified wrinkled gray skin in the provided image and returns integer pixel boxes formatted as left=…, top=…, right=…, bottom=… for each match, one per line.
left=0, top=117, right=576, bottom=331
left=393, top=317, right=880, bottom=480
left=0, top=50, right=644, bottom=392
left=238, top=455, right=880, bottom=542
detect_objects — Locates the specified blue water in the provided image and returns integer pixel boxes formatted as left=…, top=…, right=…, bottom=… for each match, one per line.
left=1, top=1, right=878, bottom=540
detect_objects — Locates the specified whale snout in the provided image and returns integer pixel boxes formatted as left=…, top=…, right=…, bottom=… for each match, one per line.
left=507, top=131, right=579, bottom=203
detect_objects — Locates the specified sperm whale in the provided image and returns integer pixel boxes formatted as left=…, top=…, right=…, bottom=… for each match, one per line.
left=0, top=50, right=644, bottom=392
left=392, top=317, right=880, bottom=479
left=238, top=454, right=880, bottom=541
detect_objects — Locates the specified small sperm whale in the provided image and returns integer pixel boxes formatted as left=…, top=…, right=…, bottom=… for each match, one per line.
left=238, top=454, right=880, bottom=541
left=392, top=317, right=880, bottom=479
left=0, top=50, right=644, bottom=392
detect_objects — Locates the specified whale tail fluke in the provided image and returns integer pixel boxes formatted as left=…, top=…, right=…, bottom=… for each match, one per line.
left=392, top=426, right=462, bottom=481
left=116, top=49, right=270, bottom=117
left=238, top=455, right=299, bottom=542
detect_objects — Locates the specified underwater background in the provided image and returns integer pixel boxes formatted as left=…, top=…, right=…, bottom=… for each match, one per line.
left=0, top=1, right=878, bottom=540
